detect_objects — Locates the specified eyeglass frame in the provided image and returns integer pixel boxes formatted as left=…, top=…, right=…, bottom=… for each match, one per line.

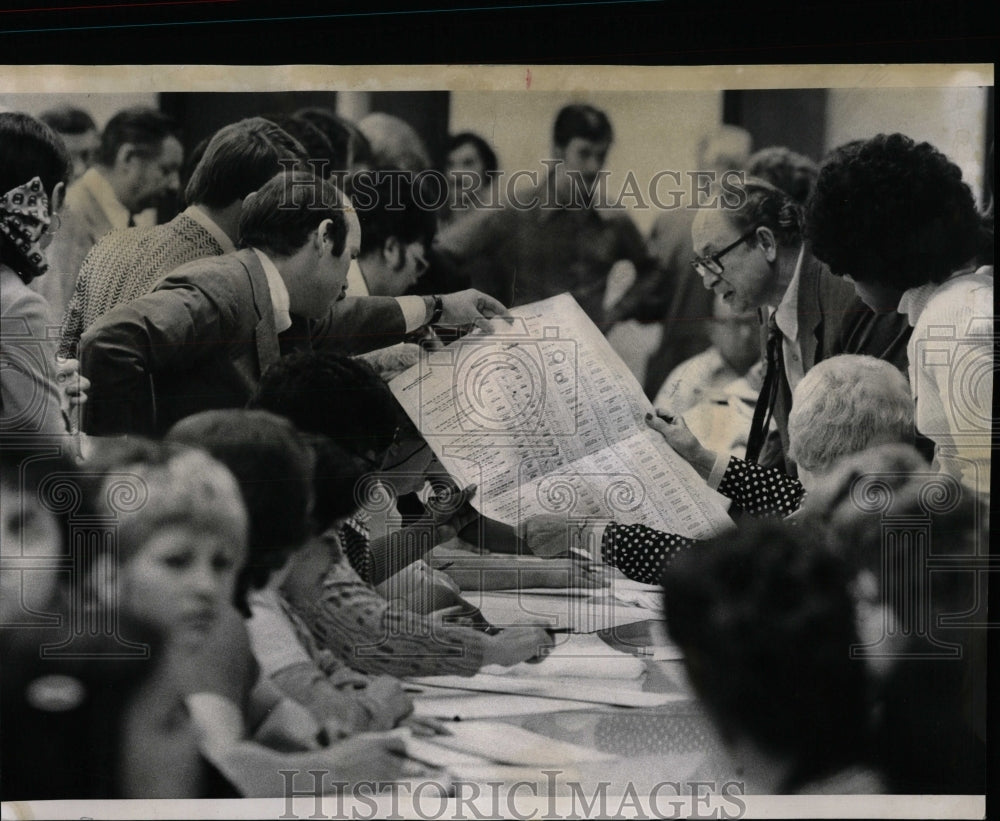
left=358, top=424, right=404, bottom=472
left=690, top=225, right=761, bottom=279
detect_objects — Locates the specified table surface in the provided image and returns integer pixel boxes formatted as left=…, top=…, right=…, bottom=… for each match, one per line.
left=407, top=619, right=744, bottom=796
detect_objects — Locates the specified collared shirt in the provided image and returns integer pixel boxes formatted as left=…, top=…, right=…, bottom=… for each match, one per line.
left=896, top=265, right=993, bottom=494
left=251, top=247, right=292, bottom=333
left=773, top=243, right=807, bottom=393
left=183, top=205, right=236, bottom=254
left=75, top=168, right=155, bottom=230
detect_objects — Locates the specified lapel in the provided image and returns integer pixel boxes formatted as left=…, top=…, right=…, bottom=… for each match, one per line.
left=237, top=248, right=280, bottom=376
left=796, top=251, right=825, bottom=371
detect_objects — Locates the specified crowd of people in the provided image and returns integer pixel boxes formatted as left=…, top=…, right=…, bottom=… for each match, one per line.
left=0, top=97, right=991, bottom=799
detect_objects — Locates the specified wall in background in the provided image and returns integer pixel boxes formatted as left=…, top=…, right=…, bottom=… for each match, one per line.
left=825, top=85, right=989, bottom=202
left=450, top=90, right=724, bottom=236
left=0, top=92, right=158, bottom=128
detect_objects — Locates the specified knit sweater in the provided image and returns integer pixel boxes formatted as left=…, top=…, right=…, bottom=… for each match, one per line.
left=59, top=212, right=226, bottom=358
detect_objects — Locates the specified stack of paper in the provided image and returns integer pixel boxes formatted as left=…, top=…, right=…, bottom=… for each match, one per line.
left=408, top=673, right=689, bottom=708
left=471, top=590, right=654, bottom=633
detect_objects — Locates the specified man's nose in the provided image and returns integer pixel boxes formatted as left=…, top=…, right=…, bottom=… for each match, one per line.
left=699, top=271, right=720, bottom=290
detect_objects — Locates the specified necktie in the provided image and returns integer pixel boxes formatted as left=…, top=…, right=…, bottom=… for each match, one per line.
left=126, top=214, right=136, bottom=228
left=745, top=312, right=783, bottom=463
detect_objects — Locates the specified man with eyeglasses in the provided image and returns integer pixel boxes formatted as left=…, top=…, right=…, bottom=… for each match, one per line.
left=349, top=170, right=435, bottom=299
left=687, top=177, right=861, bottom=475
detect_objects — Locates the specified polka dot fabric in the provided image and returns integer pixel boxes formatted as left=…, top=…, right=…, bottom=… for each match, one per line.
left=601, top=457, right=806, bottom=584
left=716, top=456, right=805, bottom=519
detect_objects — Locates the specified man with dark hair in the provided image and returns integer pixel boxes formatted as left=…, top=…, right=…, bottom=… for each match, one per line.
left=663, top=521, right=875, bottom=793
left=59, top=116, right=306, bottom=357
left=435, top=103, right=660, bottom=327
left=42, top=106, right=183, bottom=320
left=37, top=105, right=99, bottom=182
left=80, top=170, right=508, bottom=436
left=295, top=107, right=373, bottom=196
left=349, top=170, right=438, bottom=297
left=80, top=170, right=359, bottom=435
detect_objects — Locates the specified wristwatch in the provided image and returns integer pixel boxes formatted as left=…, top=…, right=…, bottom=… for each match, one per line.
left=429, top=294, right=444, bottom=326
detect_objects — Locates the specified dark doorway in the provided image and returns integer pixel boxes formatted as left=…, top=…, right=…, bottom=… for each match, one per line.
left=723, top=89, right=828, bottom=162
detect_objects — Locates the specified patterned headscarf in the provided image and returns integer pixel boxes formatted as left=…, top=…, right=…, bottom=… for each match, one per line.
left=0, top=176, right=52, bottom=279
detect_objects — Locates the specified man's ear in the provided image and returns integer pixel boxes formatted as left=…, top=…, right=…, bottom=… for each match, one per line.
left=383, top=235, right=404, bottom=269
left=315, top=218, right=333, bottom=252
left=115, top=143, right=138, bottom=169
left=756, top=226, right=778, bottom=263
left=50, top=181, right=66, bottom=214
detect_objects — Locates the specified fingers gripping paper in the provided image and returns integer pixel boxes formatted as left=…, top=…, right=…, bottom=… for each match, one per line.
left=389, top=294, right=733, bottom=539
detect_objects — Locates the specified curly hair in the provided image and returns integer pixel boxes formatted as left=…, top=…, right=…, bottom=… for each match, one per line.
left=806, top=133, right=984, bottom=290
left=663, top=520, right=871, bottom=791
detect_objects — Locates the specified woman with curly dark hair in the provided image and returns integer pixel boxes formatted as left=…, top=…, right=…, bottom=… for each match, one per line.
left=806, top=133, right=993, bottom=495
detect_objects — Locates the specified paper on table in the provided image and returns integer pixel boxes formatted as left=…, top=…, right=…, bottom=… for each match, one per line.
left=389, top=294, right=733, bottom=541
left=469, top=590, right=654, bottom=633
left=407, top=674, right=690, bottom=708
left=400, top=735, right=490, bottom=768
left=480, top=632, right=645, bottom=679
left=425, top=721, right=618, bottom=765
left=412, top=693, right=593, bottom=720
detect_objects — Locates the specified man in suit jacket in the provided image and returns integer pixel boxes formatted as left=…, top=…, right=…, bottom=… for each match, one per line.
left=36, top=107, right=183, bottom=321
left=59, top=117, right=305, bottom=358
left=689, top=177, right=910, bottom=476
left=81, top=170, right=508, bottom=437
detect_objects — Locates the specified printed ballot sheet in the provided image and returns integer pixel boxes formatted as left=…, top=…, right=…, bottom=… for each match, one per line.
left=390, top=294, right=733, bottom=540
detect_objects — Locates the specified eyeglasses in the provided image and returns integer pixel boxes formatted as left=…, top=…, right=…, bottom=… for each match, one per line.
left=690, top=226, right=760, bottom=278
left=360, top=425, right=403, bottom=472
